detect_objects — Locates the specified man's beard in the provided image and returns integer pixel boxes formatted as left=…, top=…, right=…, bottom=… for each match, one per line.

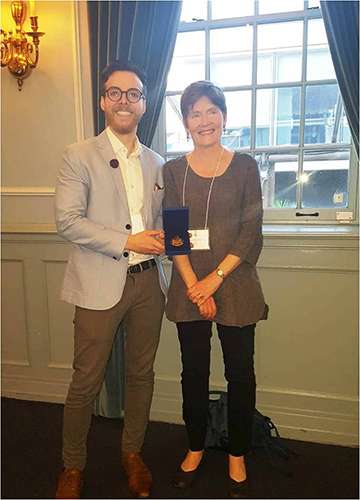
left=109, top=110, right=141, bottom=135
left=113, top=123, right=138, bottom=135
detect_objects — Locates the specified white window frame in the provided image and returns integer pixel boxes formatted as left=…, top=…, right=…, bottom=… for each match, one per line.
left=153, top=1, right=358, bottom=225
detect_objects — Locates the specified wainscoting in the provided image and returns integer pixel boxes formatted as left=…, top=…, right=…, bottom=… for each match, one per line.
left=2, top=227, right=358, bottom=446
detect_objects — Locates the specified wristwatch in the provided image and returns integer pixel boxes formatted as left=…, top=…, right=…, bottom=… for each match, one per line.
left=216, top=267, right=225, bottom=280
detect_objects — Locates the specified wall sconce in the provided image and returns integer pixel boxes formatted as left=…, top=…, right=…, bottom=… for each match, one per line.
left=1, top=1, right=45, bottom=90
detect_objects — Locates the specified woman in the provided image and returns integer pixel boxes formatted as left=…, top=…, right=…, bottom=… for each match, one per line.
left=163, top=81, right=268, bottom=498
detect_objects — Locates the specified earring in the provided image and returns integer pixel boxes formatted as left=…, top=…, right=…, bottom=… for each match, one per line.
left=186, top=131, right=190, bottom=141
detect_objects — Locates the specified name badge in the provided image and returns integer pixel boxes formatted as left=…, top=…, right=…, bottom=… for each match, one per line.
left=189, top=229, right=210, bottom=250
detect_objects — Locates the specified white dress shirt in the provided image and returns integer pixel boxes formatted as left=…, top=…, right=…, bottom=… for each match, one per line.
left=106, top=127, right=152, bottom=265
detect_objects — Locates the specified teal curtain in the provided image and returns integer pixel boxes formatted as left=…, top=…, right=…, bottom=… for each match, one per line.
left=320, top=1, right=359, bottom=157
left=88, top=0, right=181, bottom=417
left=87, top=0, right=182, bottom=146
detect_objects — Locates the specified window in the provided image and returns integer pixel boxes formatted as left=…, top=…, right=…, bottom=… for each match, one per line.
left=157, top=0, right=357, bottom=223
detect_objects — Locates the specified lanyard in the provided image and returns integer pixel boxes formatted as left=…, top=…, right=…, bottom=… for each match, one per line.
left=182, top=148, right=224, bottom=230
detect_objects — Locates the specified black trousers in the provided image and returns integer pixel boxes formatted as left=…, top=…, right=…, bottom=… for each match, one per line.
left=176, top=321, right=256, bottom=457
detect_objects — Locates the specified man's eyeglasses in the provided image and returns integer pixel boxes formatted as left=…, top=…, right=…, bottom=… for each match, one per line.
left=104, top=87, right=145, bottom=103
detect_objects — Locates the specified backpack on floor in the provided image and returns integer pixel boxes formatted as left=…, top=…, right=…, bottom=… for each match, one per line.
left=205, top=390, right=295, bottom=474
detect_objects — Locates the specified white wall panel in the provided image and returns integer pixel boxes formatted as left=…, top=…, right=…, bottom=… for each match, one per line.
left=45, top=261, right=75, bottom=368
left=1, top=260, right=29, bottom=366
left=1, top=191, right=56, bottom=227
left=257, top=267, right=358, bottom=396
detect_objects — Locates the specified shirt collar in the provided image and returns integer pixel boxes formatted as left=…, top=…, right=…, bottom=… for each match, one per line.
left=106, top=126, right=142, bottom=158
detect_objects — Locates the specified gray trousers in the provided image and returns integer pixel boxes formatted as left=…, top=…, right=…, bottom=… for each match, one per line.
left=62, top=266, right=165, bottom=470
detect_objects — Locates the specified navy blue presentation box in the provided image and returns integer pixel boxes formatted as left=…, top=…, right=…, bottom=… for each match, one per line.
left=163, top=207, right=191, bottom=256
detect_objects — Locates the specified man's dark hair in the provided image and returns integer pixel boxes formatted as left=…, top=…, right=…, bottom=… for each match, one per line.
left=180, top=80, right=227, bottom=122
left=101, top=60, right=148, bottom=96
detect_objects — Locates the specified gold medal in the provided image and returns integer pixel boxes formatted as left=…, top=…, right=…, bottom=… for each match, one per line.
left=171, top=235, right=184, bottom=247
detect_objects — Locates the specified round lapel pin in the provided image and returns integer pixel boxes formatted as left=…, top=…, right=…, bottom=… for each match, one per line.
left=109, top=159, right=119, bottom=168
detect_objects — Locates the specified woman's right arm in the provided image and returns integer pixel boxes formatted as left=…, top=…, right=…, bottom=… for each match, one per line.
left=173, top=255, right=217, bottom=320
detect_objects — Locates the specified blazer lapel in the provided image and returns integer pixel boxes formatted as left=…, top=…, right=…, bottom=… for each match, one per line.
left=95, top=130, right=130, bottom=215
left=139, top=147, right=152, bottom=226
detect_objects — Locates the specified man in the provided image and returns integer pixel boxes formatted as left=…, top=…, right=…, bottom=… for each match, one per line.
left=55, top=60, right=167, bottom=499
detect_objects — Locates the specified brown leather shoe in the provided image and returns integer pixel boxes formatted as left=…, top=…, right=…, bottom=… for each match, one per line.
left=122, top=452, right=152, bottom=498
left=55, top=468, right=83, bottom=499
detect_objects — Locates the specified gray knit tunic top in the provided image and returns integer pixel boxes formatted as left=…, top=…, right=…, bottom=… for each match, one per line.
left=163, top=152, right=268, bottom=327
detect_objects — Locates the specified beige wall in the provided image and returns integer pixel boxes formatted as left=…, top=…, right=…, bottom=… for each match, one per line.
left=1, top=0, right=92, bottom=229
left=1, top=1, right=359, bottom=447
left=2, top=0, right=78, bottom=185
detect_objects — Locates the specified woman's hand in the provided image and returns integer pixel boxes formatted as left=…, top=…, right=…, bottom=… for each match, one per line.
left=187, top=272, right=223, bottom=305
left=198, top=296, right=217, bottom=320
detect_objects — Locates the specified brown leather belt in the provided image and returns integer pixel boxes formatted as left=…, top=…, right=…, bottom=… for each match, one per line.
left=127, top=258, right=157, bottom=274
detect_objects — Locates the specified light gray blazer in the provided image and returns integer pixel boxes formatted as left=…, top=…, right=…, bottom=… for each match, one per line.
left=55, top=130, right=167, bottom=310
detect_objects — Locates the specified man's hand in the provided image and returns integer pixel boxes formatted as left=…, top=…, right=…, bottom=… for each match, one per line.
left=125, top=230, right=164, bottom=255
left=198, top=296, right=217, bottom=320
left=187, top=271, right=223, bottom=306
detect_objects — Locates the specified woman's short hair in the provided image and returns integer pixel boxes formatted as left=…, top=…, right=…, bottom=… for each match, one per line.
left=180, top=81, right=227, bottom=122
